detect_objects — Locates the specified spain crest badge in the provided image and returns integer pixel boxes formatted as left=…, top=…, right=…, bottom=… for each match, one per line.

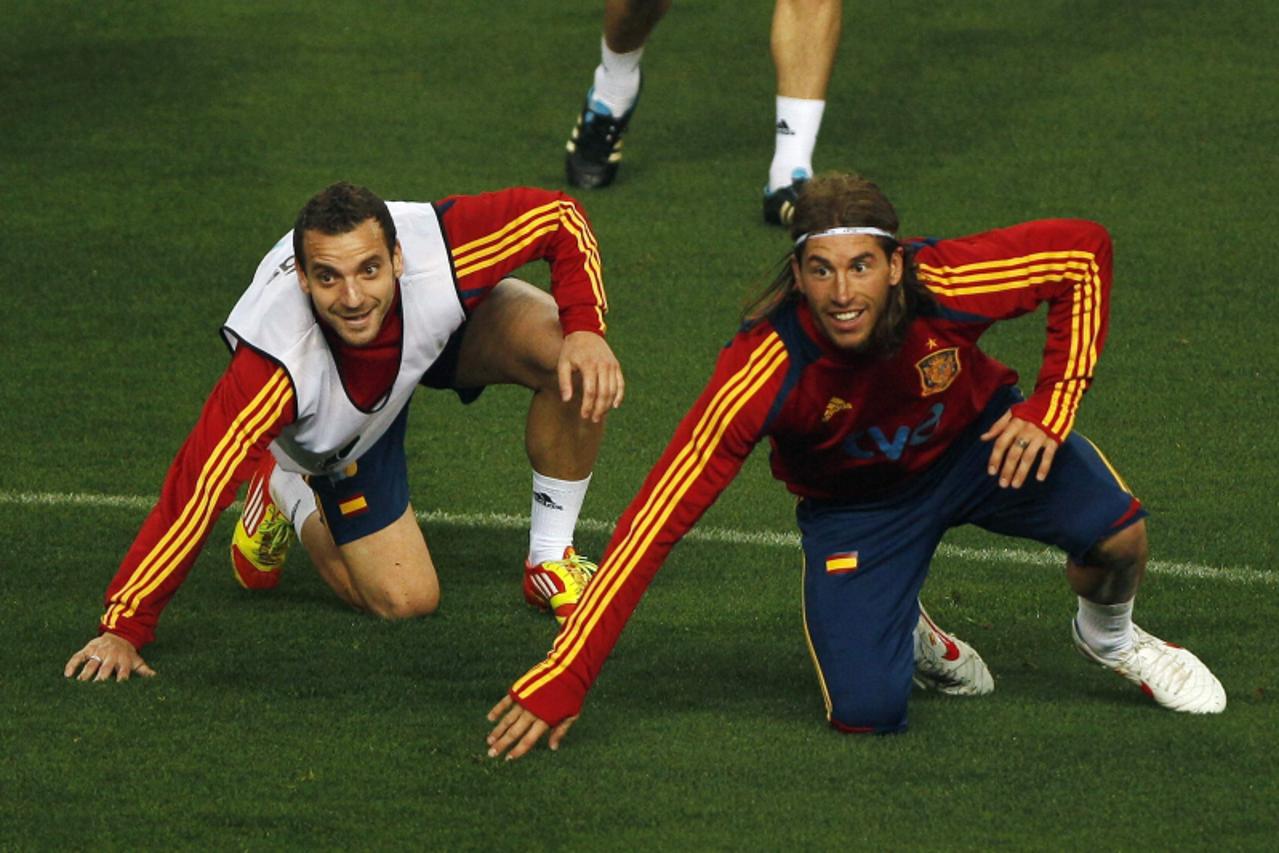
left=915, top=347, right=960, bottom=396
left=822, top=397, right=853, bottom=423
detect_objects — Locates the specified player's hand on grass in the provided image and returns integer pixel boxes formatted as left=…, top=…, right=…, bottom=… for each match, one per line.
left=558, top=331, right=624, bottom=422
left=486, top=695, right=577, bottom=761
left=64, top=632, right=156, bottom=682
left=981, top=410, right=1059, bottom=489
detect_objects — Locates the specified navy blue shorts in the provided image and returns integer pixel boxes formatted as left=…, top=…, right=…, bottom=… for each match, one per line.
left=421, top=320, right=484, bottom=404
left=312, top=321, right=488, bottom=545
left=797, top=387, right=1146, bottom=733
left=310, top=403, right=413, bottom=546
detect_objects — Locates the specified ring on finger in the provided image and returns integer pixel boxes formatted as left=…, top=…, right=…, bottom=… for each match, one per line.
left=1016, top=439, right=1031, bottom=449
left=88, top=655, right=104, bottom=663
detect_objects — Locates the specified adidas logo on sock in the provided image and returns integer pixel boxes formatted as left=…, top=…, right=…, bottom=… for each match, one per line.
left=533, top=491, right=564, bottom=511
left=775, top=119, right=795, bottom=136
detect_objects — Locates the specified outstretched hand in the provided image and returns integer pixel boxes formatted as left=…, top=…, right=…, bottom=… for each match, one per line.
left=558, top=331, right=624, bottom=422
left=486, top=695, right=578, bottom=761
left=64, top=632, right=156, bottom=682
left=981, top=410, right=1059, bottom=489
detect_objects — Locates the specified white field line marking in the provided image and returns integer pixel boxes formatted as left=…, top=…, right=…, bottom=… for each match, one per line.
left=2, top=489, right=1271, bottom=586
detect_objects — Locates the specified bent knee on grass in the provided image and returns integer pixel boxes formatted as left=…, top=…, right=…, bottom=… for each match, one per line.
left=829, top=700, right=908, bottom=735
left=827, top=675, right=911, bottom=734
left=361, top=582, right=440, bottom=621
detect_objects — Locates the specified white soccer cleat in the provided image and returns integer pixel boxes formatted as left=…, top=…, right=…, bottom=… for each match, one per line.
left=1072, top=621, right=1227, bottom=714
left=913, top=605, right=995, bottom=696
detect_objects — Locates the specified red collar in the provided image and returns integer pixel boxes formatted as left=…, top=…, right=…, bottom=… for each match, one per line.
left=318, top=283, right=404, bottom=411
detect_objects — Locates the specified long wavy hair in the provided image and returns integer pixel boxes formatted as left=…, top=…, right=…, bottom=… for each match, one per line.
left=743, top=172, right=933, bottom=355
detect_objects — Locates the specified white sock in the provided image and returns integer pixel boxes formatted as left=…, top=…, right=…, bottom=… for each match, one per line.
left=768, top=96, right=826, bottom=191
left=1075, top=597, right=1136, bottom=660
left=269, top=465, right=317, bottom=540
left=591, top=36, right=643, bottom=116
left=528, top=471, right=592, bottom=565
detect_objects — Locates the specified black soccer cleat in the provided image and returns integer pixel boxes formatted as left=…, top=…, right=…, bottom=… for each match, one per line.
left=565, top=87, right=638, bottom=189
left=762, top=170, right=811, bottom=227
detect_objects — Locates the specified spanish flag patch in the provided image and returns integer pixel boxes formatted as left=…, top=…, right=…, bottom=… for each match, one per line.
left=825, top=551, right=859, bottom=574
left=338, top=494, right=369, bottom=517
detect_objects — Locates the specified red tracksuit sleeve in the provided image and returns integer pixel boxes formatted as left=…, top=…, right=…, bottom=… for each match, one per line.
left=437, top=187, right=608, bottom=336
left=508, top=328, right=792, bottom=725
left=97, top=346, right=296, bottom=649
left=916, top=218, right=1113, bottom=441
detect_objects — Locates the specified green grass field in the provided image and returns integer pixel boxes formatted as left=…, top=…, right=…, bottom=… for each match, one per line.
left=3, top=1, right=1277, bottom=849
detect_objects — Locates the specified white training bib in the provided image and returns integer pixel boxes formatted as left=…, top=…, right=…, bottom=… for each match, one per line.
left=221, top=202, right=463, bottom=477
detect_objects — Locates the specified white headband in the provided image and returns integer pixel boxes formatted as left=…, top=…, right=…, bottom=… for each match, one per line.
left=794, top=226, right=897, bottom=249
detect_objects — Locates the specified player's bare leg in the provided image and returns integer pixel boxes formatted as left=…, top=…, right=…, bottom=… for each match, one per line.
left=1066, top=519, right=1147, bottom=605
left=235, top=443, right=440, bottom=619
left=452, top=278, right=615, bottom=621
left=525, top=371, right=604, bottom=480
left=452, top=278, right=608, bottom=481
left=299, top=504, right=440, bottom=619
left=771, top=0, right=841, bottom=101
left=603, top=0, right=671, bottom=53
left=765, top=0, right=842, bottom=225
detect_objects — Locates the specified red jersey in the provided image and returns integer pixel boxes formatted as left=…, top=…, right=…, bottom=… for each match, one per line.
left=99, top=188, right=607, bottom=649
left=510, top=218, right=1113, bottom=724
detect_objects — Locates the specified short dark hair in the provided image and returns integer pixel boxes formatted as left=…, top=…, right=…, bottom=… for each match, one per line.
left=292, top=181, right=397, bottom=271
left=743, top=172, right=934, bottom=355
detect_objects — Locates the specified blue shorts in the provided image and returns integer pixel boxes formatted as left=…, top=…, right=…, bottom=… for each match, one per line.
left=312, top=321, right=488, bottom=545
left=797, top=387, right=1146, bottom=733
left=420, top=320, right=484, bottom=404
left=310, top=403, right=412, bottom=546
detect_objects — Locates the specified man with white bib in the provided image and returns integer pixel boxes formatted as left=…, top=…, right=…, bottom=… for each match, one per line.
left=66, top=182, right=622, bottom=681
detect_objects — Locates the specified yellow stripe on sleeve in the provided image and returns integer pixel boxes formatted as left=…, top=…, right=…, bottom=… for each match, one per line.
left=916, top=249, right=1096, bottom=279
left=1044, top=254, right=1102, bottom=437
left=103, top=371, right=294, bottom=628
left=513, top=338, right=788, bottom=697
left=1084, top=255, right=1103, bottom=375
left=921, top=247, right=1104, bottom=439
left=557, top=202, right=607, bottom=328
left=450, top=201, right=562, bottom=258
left=1043, top=279, right=1086, bottom=432
left=918, top=251, right=1094, bottom=298
left=107, top=378, right=293, bottom=626
left=513, top=334, right=788, bottom=700
left=551, top=335, right=786, bottom=643
left=452, top=201, right=607, bottom=333
left=454, top=220, right=560, bottom=279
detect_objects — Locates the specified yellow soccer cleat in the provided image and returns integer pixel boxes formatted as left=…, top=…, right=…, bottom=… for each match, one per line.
left=231, top=456, right=293, bottom=590
left=523, top=546, right=599, bottom=625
